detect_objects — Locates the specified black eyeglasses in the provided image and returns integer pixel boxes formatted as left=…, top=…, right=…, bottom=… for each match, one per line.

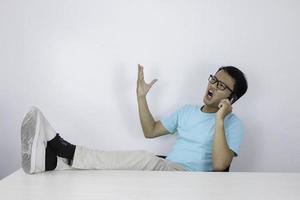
left=208, top=75, right=234, bottom=93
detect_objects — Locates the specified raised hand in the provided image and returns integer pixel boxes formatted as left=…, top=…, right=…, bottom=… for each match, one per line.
left=136, top=64, right=158, bottom=98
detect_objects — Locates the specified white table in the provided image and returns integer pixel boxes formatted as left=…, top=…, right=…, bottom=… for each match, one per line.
left=0, top=169, right=299, bottom=200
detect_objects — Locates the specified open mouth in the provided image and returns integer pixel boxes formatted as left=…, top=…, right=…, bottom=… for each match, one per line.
left=207, top=90, right=214, bottom=99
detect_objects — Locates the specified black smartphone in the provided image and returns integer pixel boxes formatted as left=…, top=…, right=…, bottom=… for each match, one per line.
left=227, top=93, right=237, bottom=104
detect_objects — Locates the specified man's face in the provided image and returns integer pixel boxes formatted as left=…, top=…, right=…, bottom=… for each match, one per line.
left=203, top=70, right=235, bottom=108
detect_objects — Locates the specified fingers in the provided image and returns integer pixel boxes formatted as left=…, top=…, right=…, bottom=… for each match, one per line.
left=138, top=64, right=144, bottom=73
left=221, top=98, right=231, bottom=105
left=218, top=99, right=225, bottom=108
left=218, top=102, right=223, bottom=109
left=225, top=98, right=231, bottom=105
left=149, top=79, right=158, bottom=87
left=218, top=99, right=232, bottom=109
left=137, top=64, right=144, bottom=80
left=137, top=64, right=158, bottom=87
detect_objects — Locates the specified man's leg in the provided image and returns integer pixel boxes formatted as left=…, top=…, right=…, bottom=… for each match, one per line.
left=71, top=146, right=186, bottom=171
left=21, top=107, right=186, bottom=174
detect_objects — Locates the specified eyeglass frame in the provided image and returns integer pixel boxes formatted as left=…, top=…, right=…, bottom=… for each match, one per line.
left=208, top=74, right=234, bottom=94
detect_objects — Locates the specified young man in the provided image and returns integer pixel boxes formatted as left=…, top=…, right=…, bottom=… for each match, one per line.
left=21, top=64, right=247, bottom=174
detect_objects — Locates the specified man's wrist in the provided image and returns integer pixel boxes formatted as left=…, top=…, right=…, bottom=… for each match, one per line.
left=216, top=116, right=225, bottom=124
left=137, top=95, right=146, bottom=100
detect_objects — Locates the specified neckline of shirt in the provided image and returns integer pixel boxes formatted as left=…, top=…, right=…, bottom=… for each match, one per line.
left=198, top=105, right=216, bottom=117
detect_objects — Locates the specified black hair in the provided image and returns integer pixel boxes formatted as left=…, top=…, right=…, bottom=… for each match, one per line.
left=217, top=66, right=248, bottom=104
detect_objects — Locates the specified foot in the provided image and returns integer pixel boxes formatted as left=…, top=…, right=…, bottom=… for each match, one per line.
left=47, top=133, right=76, bottom=164
left=21, top=107, right=58, bottom=174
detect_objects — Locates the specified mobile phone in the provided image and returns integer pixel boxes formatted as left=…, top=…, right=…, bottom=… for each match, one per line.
left=227, top=93, right=237, bottom=104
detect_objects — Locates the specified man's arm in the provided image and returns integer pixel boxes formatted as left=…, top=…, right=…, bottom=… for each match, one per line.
left=212, top=99, right=235, bottom=171
left=212, top=118, right=235, bottom=171
left=136, top=64, right=169, bottom=138
left=137, top=97, right=169, bottom=138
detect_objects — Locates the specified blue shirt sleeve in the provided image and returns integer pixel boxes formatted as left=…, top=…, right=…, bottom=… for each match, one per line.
left=224, top=116, right=244, bottom=157
left=160, top=105, right=187, bottom=134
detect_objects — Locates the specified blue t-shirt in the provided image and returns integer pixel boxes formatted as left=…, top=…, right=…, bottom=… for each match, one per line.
left=161, top=104, right=244, bottom=171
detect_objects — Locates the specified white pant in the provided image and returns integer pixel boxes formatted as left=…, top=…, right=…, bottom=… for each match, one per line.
left=55, top=146, right=187, bottom=171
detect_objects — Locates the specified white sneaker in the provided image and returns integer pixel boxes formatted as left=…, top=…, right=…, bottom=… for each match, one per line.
left=21, top=106, right=56, bottom=174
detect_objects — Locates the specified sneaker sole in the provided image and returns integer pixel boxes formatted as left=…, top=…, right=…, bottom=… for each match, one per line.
left=21, top=107, right=41, bottom=174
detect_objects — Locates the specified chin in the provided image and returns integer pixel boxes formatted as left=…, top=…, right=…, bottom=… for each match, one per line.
left=203, top=97, right=218, bottom=107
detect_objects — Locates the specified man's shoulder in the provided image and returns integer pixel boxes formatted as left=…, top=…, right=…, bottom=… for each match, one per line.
left=225, top=113, right=244, bottom=129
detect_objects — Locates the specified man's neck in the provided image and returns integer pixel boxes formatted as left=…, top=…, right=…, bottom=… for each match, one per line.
left=201, top=105, right=218, bottom=113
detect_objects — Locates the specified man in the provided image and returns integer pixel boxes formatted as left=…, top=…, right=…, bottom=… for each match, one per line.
left=21, top=64, right=247, bottom=174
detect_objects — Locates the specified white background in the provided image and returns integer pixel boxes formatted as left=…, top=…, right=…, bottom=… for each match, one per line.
left=1, top=0, right=299, bottom=179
